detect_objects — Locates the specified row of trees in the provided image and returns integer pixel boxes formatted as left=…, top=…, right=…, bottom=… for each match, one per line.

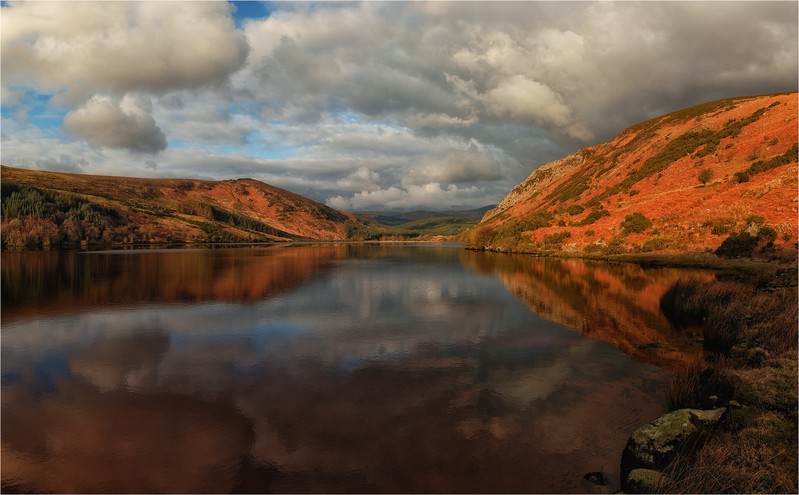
left=1, top=183, right=142, bottom=249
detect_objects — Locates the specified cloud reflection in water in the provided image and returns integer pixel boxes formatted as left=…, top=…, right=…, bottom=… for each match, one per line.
left=1, top=245, right=695, bottom=493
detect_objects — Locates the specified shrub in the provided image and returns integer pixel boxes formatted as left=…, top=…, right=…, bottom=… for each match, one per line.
left=696, top=141, right=718, bottom=158
left=468, top=224, right=497, bottom=247
left=620, top=212, right=652, bottom=234
left=746, top=143, right=798, bottom=177
left=543, top=231, right=571, bottom=246
left=584, top=230, right=595, bottom=237
left=711, top=224, right=732, bottom=235
left=698, top=168, right=713, bottom=185
left=734, top=171, right=751, bottom=183
left=523, top=210, right=554, bottom=230
left=566, top=204, right=585, bottom=216
left=757, top=226, right=777, bottom=245
left=716, top=232, right=758, bottom=258
left=603, top=236, right=626, bottom=255
left=577, top=207, right=610, bottom=226
left=746, top=215, right=765, bottom=225
left=642, top=237, right=669, bottom=252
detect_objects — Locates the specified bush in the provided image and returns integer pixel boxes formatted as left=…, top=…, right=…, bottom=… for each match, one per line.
left=747, top=143, right=798, bottom=176
left=577, top=207, right=610, bottom=226
left=716, top=232, right=758, bottom=258
left=620, top=212, right=652, bottom=234
left=602, top=236, right=626, bottom=255
left=641, top=237, right=669, bottom=252
left=711, top=224, right=732, bottom=235
left=734, top=171, right=751, bottom=183
left=715, top=227, right=778, bottom=258
left=543, top=231, right=571, bottom=246
left=566, top=204, right=585, bottom=216
left=698, top=168, right=713, bottom=185
left=746, top=215, right=765, bottom=225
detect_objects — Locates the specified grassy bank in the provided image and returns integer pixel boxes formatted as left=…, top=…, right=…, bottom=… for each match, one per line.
left=654, top=277, right=798, bottom=493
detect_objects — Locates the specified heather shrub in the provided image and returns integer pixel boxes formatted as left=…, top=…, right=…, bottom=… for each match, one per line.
left=698, top=168, right=713, bottom=185
left=620, top=212, right=652, bottom=234
left=543, top=231, right=571, bottom=246
left=715, top=232, right=757, bottom=258
left=566, top=204, right=585, bottom=215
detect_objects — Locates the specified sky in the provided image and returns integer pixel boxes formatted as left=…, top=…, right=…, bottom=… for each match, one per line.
left=1, top=1, right=797, bottom=212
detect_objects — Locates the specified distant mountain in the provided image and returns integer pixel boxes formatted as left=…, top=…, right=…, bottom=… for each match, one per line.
left=1, top=166, right=361, bottom=249
left=355, top=206, right=495, bottom=226
left=463, top=93, right=798, bottom=257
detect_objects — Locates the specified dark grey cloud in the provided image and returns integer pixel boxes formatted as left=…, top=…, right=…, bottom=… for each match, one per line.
left=229, top=1, right=797, bottom=208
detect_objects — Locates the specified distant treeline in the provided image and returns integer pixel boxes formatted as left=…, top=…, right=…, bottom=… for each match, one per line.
left=1, top=183, right=142, bottom=249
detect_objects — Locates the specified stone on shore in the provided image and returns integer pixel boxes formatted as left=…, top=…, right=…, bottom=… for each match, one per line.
left=620, top=407, right=726, bottom=482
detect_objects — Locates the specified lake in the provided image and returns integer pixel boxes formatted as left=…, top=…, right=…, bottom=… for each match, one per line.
left=1, top=244, right=712, bottom=493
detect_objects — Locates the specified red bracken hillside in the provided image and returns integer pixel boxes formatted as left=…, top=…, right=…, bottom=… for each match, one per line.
left=464, top=92, right=798, bottom=258
left=0, top=166, right=360, bottom=248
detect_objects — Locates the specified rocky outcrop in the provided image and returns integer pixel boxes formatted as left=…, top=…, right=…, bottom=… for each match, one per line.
left=620, top=407, right=726, bottom=492
left=480, top=150, right=589, bottom=222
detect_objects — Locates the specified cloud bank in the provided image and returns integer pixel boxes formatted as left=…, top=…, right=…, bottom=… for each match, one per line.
left=1, top=1, right=796, bottom=210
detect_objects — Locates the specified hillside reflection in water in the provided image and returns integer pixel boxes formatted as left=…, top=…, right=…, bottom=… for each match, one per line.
left=2, top=245, right=712, bottom=493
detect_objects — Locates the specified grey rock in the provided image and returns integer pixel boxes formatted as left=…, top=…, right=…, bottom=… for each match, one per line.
left=620, top=408, right=726, bottom=481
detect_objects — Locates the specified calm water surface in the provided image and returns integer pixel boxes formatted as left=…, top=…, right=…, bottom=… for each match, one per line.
left=1, top=244, right=711, bottom=493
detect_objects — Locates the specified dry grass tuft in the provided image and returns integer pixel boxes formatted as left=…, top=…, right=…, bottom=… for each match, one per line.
left=659, top=414, right=798, bottom=493
left=667, top=355, right=738, bottom=410
left=660, top=278, right=797, bottom=493
left=661, top=279, right=797, bottom=355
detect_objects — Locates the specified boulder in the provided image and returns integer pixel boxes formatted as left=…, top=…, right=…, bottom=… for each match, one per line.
left=625, top=468, right=670, bottom=493
left=620, top=407, right=726, bottom=482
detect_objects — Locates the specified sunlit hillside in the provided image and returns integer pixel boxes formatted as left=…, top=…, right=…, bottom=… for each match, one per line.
left=0, top=166, right=360, bottom=248
left=465, top=93, right=798, bottom=258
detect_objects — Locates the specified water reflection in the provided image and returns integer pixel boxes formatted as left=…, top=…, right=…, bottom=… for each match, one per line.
left=1, top=245, right=712, bottom=493
left=1, top=245, right=348, bottom=322
left=460, top=251, right=714, bottom=369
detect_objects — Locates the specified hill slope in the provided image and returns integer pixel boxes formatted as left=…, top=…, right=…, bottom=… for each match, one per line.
left=355, top=206, right=494, bottom=226
left=351, top=206, right=495, bottom=237
left=464, top=93, right=798, bottom=257
left=1, top=166, right=358, bottom=249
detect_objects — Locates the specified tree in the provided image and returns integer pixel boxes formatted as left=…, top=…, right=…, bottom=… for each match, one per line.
left=698, top=168, right=713, bottom=185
